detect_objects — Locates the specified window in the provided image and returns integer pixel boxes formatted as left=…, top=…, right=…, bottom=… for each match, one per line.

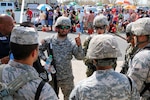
left=1, top=3, right=6, bottom=6
left=8, top=3, right=12, bottom=6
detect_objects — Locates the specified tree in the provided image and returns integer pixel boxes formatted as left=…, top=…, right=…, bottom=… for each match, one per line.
left=110, top=0, right=117, bottom=4
left=103, top=0, right=110, bottom=4
left=132, top=0, right=138, bottom=6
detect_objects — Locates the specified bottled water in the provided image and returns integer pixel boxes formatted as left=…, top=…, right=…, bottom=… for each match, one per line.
left=48, top=73, right=52, bottom=81
left=10, top=53, right=14, bottom=60
left=44, top=58, right=52, bottom=81
left=44, top=55, right=56, bottom=81
left=50, top=65, right=56, bottom=74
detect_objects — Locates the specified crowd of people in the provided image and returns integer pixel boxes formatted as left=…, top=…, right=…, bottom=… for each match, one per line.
left=0, top=3, right=150, bottom=100
left=6, top=9, right=15, bottom=20
left=30, top=5, right=150, bottom=34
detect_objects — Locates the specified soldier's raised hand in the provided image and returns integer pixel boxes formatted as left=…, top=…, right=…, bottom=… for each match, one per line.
left=75, top=33, right=81, bottom=46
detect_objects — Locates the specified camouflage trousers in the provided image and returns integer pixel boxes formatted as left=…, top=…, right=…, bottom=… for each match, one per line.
left=49, top=77, right=74, bottom=100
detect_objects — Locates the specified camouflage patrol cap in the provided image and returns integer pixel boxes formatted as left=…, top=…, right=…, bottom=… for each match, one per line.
left=93, top=15, right=109, bottom=27
left=10, top=26, right=38, bottom=45
left=132, top=18, right=150, bottom=36
left=86, top=34, right=121, bottom=59
left=55, top=16, right=71, bottom=27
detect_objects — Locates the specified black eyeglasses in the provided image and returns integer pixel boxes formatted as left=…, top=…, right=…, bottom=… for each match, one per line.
left=58, top=26, right=70, bottom=30
left=94, top=26, right=105, bottom=30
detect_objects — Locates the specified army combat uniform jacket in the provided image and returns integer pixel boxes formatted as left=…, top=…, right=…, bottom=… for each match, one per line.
left=127, top=44, right=150, bottom=100
left=39, top=34, right=84, bottom=80
left=2, top=60, right=58, bottom=100
left=70, top=69, right=140, bottom=100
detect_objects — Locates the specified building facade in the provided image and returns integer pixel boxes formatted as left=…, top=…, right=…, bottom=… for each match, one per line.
left=1, top=0, right=58, bottom=8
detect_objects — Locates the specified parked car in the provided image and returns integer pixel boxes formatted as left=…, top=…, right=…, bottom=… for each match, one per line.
left=96, top=6, right=104, bottom=11
left=137, top=6, right=150, bottom=11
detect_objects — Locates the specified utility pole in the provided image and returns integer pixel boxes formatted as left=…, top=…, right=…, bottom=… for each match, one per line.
left=148, top=0, right=150, bottom=6
left=20, top=0, right=25, bottom=23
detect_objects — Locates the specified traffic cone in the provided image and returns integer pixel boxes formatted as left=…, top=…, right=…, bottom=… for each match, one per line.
left=88, top=29, right=93, bottom=34
left=42, top=26, right=46, bottom=32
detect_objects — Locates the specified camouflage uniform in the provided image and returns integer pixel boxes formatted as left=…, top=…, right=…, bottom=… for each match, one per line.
left=120, top=22, right=135, bottom=74
left=120, top=44, right=134, bottom=74
left=83, top=15, right=116, bottom=77
left=39, top=16, right=84, bottom=100
left=83, top=34, right=97, bottom=77
left=127, top=18, right=150, bottom=100
left=1, top=26, right=58, bottom=100
left=3, top=61, right=58, bottom=100
left=70, top=34, right=140, bottom=100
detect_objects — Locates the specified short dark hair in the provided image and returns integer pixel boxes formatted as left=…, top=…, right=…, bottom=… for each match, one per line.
left=10, top=42, right=38, bottom=60
left=126, top=32, right=133, bottom=37
left=20, top=21, right=34, bottom=27
left=95, top=58, right=117, bottom=67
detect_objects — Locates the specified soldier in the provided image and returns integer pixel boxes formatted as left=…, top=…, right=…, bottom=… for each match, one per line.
left=127, top=18, right=150, bottom=99
left=39, top=16, right=84, bottom=100
left=69, top=34, right=140, bottom=100
left=19, top=21, right=49, bottom=82
left=83, top=15, right=117, bottom=77
left=120, top=22, right=135, bottom=74
left=1, top=26, right=58, bottom=99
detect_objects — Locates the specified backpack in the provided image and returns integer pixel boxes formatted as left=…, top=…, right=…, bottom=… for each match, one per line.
left=0, top=64, right=45, bottom=100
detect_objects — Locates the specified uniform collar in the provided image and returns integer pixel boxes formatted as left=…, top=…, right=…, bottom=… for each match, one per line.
left=8, top=60, right=36, bottom=72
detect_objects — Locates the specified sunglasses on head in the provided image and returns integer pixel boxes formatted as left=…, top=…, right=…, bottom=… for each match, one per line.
left=94, top=26, right=106, bottom=30
left=58, top=26, right=70, bottom=30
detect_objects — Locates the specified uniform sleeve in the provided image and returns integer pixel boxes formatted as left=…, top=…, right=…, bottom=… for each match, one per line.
left=69, top=86, right=80, bottom=100
left=39, top=38, right=49, bottom=61
left=71, top=38, right=84, bottom=60
left=127, top=51, right=150, bottom=91
left=130, top=77, right=141, bottom=100
left=72, top=45, right=84, bottom=60
left=82, top=36, right=92, bottom=56
left=82, top=36, right=93, bottom=66
left=39, top=82, right=58, bottom=100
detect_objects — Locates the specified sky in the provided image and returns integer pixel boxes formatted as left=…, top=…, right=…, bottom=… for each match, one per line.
left=139, top=0, right=147, bottom=4
left=115, top=0, right=147, bottom=4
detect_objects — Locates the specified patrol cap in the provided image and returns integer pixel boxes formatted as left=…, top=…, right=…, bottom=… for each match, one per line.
left=54, top=16, right=71, bottom=27
left=86, top=34, right=121, bottom=59
left=93, top=15, right=109, bottom=27
left=10, top=26, right=38, bottom=45
left=132, top=18, right=150, bottom=36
